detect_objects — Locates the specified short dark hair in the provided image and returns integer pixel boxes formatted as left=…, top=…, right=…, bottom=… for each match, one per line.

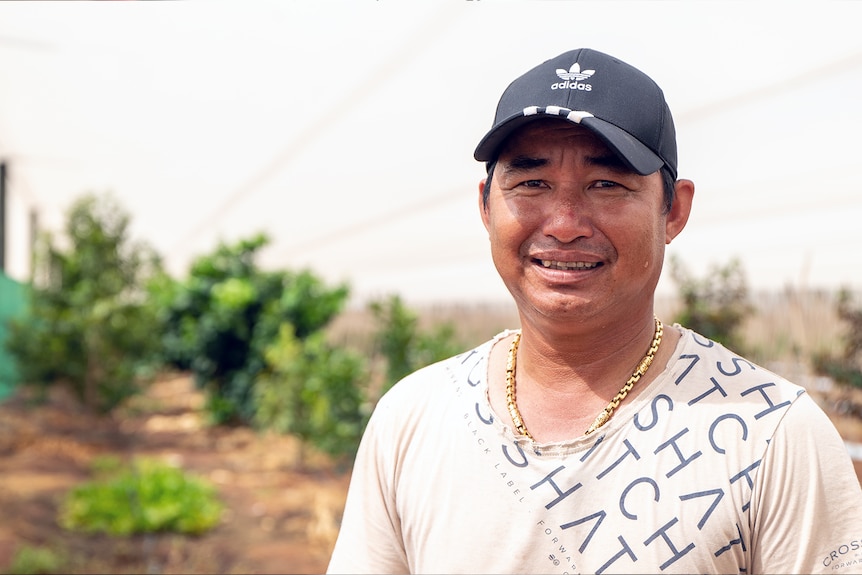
left=482, top=161, right=676, bottom=214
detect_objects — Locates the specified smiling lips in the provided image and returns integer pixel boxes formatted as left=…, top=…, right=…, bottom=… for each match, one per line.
left=536, top=259, right=601, bottom=271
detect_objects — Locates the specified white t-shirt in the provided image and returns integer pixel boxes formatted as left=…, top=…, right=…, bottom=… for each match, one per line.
left=328, top=327, right=862, bottom=574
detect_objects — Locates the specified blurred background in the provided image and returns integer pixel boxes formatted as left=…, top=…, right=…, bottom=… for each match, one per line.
left=1, top=2, right=861, bottom=574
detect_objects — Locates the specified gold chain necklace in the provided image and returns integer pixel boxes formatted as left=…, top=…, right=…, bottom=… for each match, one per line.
left=505, top=317, right=663, bottom=439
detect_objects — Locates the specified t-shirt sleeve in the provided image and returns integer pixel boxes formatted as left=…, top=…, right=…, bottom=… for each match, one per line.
left=326, top=398, right=410, bottom=574
left=749, top=391, right=862, bottom=574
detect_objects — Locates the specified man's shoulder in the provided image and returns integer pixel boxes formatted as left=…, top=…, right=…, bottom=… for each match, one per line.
left=675, top=325, right=802, bottom=385
left=376, top=333, right=501, bottom=406
left=669, top=325, right=808, bottom=415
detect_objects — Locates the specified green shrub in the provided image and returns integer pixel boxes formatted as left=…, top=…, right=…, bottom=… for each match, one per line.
left=369, top=295, right=463, bottom=395
left=254, top=324, right=368, bottom=460
left=5, top=194, right=163, bottom=411
left=253, top=296, right=463, bottom=460
left=6, top=545, right=65, bottom=575
left=154, top=233, right=350, bottom=424
left=669, top=255, right=751, bottom=353
left=59, top=458, right=222, bottom=536
left=812, top=288, right=862, bottom=390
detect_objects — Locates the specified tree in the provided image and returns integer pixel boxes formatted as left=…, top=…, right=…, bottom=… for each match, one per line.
left=253, top=295, right=465, bottom=461
left=369, top=295, right=463, bottom=396
left=812, top=288, right=862, bottom=391
left=669, top=255, right=751, bottom=353
left=5, top=193, right=163, bottom=411
left=253, top=323, right=368, bottom=461
left=155, top=233, right=351, bottom=424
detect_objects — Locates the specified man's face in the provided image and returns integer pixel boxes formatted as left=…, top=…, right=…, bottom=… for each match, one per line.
left=479, top=119, right=690, bottom=327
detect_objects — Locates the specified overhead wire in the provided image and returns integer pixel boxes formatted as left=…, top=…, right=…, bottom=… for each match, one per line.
left=677, top=49, right=862, bottom=123
left=169, top=3, right=463, bottom=255
left=270, top=185, right=468, bottom=260
left=0, top=34, right=55, bottom=53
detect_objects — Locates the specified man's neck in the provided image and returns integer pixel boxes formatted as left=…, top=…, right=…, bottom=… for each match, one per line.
left=516, top=309, right=659, bottom=390
left=489, top=309, right=676, bottom=442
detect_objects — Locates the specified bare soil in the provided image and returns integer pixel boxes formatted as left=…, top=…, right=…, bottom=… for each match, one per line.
left=0, top=366, right=860, bottom=575
left=0, top=374, right=349, bottom=574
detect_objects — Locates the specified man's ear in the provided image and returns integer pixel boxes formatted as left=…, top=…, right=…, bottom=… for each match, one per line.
left=479, top=178, right=491, bottom=233
left=666, top=178, right=694, bottom=244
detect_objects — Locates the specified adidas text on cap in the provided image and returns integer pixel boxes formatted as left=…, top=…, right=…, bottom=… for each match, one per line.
left=474, top=48, right=678, bottom=180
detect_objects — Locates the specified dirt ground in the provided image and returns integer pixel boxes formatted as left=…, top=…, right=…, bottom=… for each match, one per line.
left=0, top=374, right=350, bottom=574
left=0, top=370, right=860, bottom=575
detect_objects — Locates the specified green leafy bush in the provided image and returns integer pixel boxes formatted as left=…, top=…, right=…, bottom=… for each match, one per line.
left=6, top=545, right=65, bottom=575
left=253, top=296, right=463, bottom=459
left=59, top=458, right=222, bottom=536
left=5, top=194, right=163, bottom=411
left=369, top=295, right=463, bottom=395
left=254, top=324, right=368, bottom=460
left=669, top=256, right=751, bottom=353
left=154, top=233, right=350, bottom=424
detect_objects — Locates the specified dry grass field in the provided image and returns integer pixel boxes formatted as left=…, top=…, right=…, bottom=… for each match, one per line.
left=333, top=288, right=852, bottom=367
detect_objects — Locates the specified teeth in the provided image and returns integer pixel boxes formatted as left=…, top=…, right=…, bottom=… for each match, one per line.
left=540, top=260, right=599, bottom=270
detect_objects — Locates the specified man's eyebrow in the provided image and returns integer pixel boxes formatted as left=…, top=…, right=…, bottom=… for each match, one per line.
left=502, top=154, right=636, bottom=175
left=500, top=155, right=548, bottom=174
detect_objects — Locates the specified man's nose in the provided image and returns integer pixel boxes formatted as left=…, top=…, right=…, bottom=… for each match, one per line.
left=542, top=201, right=594, bottom=244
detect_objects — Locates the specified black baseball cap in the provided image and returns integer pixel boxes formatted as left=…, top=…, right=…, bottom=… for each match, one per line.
left=474, top=48, right=678, bottom=180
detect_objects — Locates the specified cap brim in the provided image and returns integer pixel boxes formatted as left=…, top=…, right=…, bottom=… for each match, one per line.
left=473, top=113, right=664, bottom=177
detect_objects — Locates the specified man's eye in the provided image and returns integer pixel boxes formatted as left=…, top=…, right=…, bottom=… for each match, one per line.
left=520, top=179, right=545, bottom=188
left=594, top=180, right=619, bottom=189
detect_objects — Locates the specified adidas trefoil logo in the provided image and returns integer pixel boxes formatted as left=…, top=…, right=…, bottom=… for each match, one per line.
left=556, top=63, right=595, bottom=81
left=552, top=63, right=595, bottom=91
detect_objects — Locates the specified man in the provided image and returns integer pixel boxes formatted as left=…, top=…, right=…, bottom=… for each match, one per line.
left=327, top=48, right=862, bottom=574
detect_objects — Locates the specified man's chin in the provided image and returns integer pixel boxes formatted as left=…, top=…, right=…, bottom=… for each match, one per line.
left=514, top=290, right=599, bottom=320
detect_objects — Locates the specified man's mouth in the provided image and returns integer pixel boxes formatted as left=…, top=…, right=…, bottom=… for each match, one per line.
left=536, top=259, right=602, bottom=271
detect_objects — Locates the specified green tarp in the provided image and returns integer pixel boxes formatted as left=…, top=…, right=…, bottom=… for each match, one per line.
left=0, top=272, right=27, bottom=399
